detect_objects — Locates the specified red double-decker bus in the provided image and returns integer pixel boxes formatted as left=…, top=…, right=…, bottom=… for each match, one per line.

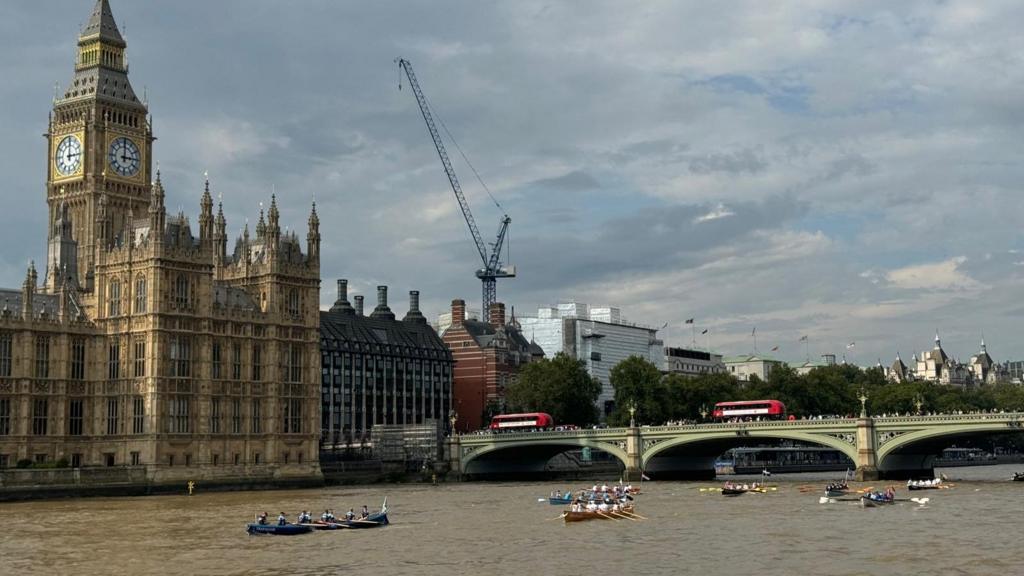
left=488, top=412, right=554, bottom=431
left=712, top=400, right=786, bottom=420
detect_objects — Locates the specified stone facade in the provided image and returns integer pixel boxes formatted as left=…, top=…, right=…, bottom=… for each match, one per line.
left=0, top=1, right=321, bottom=485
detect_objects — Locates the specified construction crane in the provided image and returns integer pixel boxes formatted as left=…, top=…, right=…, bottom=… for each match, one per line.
left=397, top=58, right=514, bottom=323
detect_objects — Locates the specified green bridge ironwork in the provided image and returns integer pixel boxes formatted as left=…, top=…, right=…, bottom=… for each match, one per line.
left=449, top=413, right=1024, bottom=481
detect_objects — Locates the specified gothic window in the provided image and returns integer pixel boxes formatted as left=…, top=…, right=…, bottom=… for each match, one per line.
left=32, top=398, right=48, bottom=436
left=170, top=335, right=192, bottom=378
left=133, top=339, right=145, bottom=378
left=106, top=397, right=119, bottom=435
left=71, top=338, right=86, bottom=380
left=168, top=396, right=190, bottom=434
left=68, top=399, right=84, bottom=436
left=0, top=398, right=11, bottom=435
left=132, top=396, right=144, bottom=434
left=210, top=397, right=222, bottom=434
left=232, top=342, right=242, bottom=380
left=231, top=398, right=242, bottom=434
left=35, top=336, right=51, bottom=379
left=212, top=342, right=222, bottom=380
left=0, top=332, right=11, bottom=377
left=251, top=398, right=262, bottom=434
left=174, top=275, right=190, bottom=308
left=287, top=289, right=300, bottom=316
left=108, top=278, right=121, bottom=316
left=283, top=397, right=303, bottom=434
left=108, top=340, right=120, bottom=380
left=252, top=343, right=263, bottom=381
left=285, top=343, right=302, bottom=383
left=134, top=275, right=147, bottom=314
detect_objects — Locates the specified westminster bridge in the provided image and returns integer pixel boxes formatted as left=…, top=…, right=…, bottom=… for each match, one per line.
left=449, top=413, right=1024, bottom=481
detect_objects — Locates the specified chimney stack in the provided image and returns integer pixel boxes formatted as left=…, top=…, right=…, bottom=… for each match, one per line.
left=330, top=278, right=354, bottom=314
left=451, top=299, right=466, bottom=326
left=403, top=290, right=426, bottom=324
left=370, top=285, right=396, bottom=320
left=354, top=295, right=364, bottom=316
left=489, top=302, right=506, bottom=328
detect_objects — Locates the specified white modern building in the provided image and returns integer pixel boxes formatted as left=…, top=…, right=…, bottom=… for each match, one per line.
left=723, top=355, right=785, bottom=382
left=663, top=347, right=726, bottom=377
left=518, top=302, right=663, bottom=416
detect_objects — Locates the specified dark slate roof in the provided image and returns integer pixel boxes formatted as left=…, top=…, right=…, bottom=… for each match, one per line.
left=81, top=0, right=126, bottom=47
left=462, top=319, right=533, bottom=353
left=320, top=310, right=451, bottom=360
left=0, top=289, right=64, bottom=320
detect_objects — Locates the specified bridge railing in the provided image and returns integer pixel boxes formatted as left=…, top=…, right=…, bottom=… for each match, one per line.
left=873, top=412, right=1024, bottom=424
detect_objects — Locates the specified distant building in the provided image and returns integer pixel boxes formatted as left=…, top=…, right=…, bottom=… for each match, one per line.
left=319, top=281, right=453, bottom=451
left=723, top=355, right=785, bottom=382
left=436, top=307, right=480, bottom=336
left=886, top=334, right=1007, bottom=387
left=518, top=302, right=663, bottom=416
left=1003, top=360, right=1024, bottom=384
left=793, top=354, right=837, bottom=376
left=663, top=347, right=725, bottom=377
left=443, top=300, right=543, bottom=433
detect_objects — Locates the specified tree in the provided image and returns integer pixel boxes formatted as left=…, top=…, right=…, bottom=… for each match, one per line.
left=664, top=372, right=740, bottom=421
left=505, top=353, right=601, bottom=427
left=608, top=356, right=666, bottom=426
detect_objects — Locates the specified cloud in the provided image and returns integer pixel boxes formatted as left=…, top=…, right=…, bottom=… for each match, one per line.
left=885, top=257, right=985, bottom=292
left=693, top=203, right=735, bottom=223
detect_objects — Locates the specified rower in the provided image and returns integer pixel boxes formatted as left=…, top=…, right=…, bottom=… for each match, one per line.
left=257, top=511, right=269, bottom=525
left=360, top=505, right=369, bottom=519
left=346, top=509, right=355, bottom=521
left=277, top=512, right=287, bottom=526
left=321, top=509, right=331, bottom=522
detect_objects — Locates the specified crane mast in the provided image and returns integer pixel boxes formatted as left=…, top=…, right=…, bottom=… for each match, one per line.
left=397, top=58, right=514, bottom=323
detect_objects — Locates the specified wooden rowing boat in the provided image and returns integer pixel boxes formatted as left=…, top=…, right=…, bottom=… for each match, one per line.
left=563, top=506, right=636, bottom=523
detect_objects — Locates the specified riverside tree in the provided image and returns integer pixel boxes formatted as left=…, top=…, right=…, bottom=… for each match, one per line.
left=608, top=356, right=667, bottom=426
left=504, top=353, right=602, bottom=427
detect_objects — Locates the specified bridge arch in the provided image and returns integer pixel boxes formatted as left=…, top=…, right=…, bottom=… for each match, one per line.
left=875, top=421, right=1018, bottom=476
left=641, top=429, right=859, bottom=479
left=460, top=438, right=629, bottom=478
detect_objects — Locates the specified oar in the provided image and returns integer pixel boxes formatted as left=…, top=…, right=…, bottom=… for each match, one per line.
left=619, top=510, right=648, bottom=520
left=596, top=511, right=619, bottom=521
left=547, top=513, right=568, bottom=521
left=855, top=486, right=874, bottom=494
left=610, top=511, right=639, bottom=521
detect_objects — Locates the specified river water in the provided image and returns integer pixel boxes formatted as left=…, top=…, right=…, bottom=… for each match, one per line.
left=1, top=465, right=1021, bottom=576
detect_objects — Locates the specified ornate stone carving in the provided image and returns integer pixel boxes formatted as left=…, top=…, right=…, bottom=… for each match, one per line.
left=0, top=381, right=13, bottom=393
left=69, top=382, right=86, bottom=395
left=824, top=433, right=856, bottom=446
left=877, top=431, right=908, bottom=445
left=643, top=438, right=666, bottom=451
left=33, top=381, right=51, bottom=394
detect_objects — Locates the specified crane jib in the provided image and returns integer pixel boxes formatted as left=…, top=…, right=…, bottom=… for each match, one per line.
left=396, top=58, right=515, bottom=322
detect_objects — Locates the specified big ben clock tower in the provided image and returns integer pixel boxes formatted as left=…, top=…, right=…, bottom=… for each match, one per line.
left=46, top=0, right=152, bottom=289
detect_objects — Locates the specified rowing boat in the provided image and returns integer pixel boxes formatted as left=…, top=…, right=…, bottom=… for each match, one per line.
left=563, top=505, right=636, bottom=523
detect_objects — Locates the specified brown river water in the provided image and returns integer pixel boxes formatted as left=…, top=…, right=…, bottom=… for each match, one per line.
left=1, top=464, right=1022, bottom=576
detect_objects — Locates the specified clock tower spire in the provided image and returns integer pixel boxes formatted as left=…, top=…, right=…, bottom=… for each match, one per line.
left=47, top=0, right=153, bottom=291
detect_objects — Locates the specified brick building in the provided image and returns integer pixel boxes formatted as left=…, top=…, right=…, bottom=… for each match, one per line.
left=443, top=299, right=543, bottom=433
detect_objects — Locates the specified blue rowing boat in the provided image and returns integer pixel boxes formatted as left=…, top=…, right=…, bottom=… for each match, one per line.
left=246, top=523, right=313, bottom=536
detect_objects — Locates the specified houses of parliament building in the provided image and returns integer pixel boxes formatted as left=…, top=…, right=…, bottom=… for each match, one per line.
left=0, top=1, right=322, bottom=486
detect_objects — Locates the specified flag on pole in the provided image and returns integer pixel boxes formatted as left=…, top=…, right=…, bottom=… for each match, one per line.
left=701, top=329, right=708, bottom=335
left=771, top=346, right=779, bottom=351
left=846, top=342, right=856, bottom=349
left=685, top=318, right=694, bottom=324
left=799, top=335, right=808, bottom=342
left=751, top=326, right=756, bottom=336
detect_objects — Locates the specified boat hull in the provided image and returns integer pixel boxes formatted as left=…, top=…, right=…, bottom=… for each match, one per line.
left=563, top=506, right=635, bottom=523
left=246, top=523, right=313, bottom=536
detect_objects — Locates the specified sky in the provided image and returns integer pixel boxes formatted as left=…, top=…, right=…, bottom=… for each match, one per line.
left=1, top=0, right=1023, bottom=367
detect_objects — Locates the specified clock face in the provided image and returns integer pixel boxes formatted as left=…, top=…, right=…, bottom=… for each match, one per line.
left=55, top=135, right=83, bottom=176
left=108, top=137, right=141, bottom=177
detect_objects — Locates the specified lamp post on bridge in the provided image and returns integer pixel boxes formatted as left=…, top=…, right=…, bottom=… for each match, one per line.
left=914, top=393, right=924, bottom=416
left=629, top=402, right=637, bottom=428
left=699, top=404, right=708, bottom=422
left=858, top=389, right=869, bottom=418
left=448, top=410, right=460, bottom=482
left=854, top=388, right=879, bottom=481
